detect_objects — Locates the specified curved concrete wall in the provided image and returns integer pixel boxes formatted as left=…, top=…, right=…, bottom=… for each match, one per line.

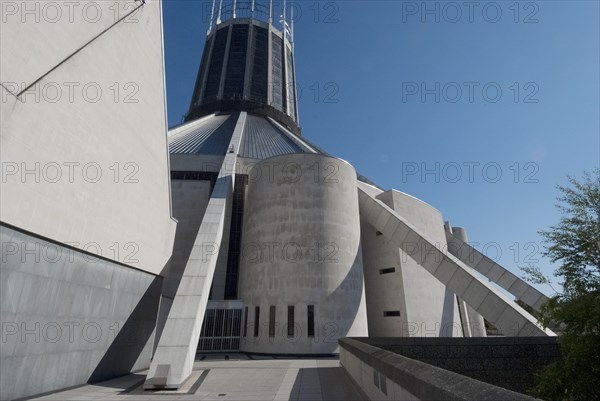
left=239, top=153, right=368, bottom=354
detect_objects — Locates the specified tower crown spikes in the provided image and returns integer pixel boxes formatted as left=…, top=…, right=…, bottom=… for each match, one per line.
left=187, top=0, right=300, bottom=134
left=208, top=0, right=295, bottom=44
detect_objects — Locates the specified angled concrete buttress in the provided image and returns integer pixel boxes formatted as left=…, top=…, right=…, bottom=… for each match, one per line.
left=444, top=227, right=550, bottom=313
left=447, top=226, right=487, bottom=337
left=357, top=183, right=556, bottom=337
left=144, top=112, right=247, bottom=389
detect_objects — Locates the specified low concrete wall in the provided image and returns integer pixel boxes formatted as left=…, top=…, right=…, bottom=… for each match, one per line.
left=355, top=337, right=560, bottom=394
left=339, top=338, right=545, bottom=401
left=0, top=224, right=163, bottom=400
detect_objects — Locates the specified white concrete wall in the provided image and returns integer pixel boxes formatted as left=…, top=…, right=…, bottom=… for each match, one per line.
left=358, top=185, right=554, bottom=337
left=239, top=154, right=368, bottom=354
left=1, top=0, right=176, bottom=275
left=1, top=1, right=145, bottom=91
left=360, top=220, right=410, bottom=336
left=361, top=189, right=462, bottom=337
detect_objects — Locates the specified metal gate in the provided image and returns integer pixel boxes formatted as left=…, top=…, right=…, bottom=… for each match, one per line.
left=198, top=304, right=243, bottom=352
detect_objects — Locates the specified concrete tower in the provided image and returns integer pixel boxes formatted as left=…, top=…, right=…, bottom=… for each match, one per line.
left=186, top=0, right=299, bottom=132
left=145, top=0, right=554, bottom=390
left=145, top=0, right=369, bottom=388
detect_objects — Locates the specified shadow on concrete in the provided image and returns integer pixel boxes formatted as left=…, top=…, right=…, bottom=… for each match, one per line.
left=288, top=367, right=364, bottom=401
left=88, top=276, right=163, bottom=384
left=324, top=247, right=367, bottom=350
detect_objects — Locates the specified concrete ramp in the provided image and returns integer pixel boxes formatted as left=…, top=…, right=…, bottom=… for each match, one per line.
left=357, top=184, right=555, bottom=337
left=144, top=113, right=247, bottom=389
left=445, top=228, right=550, bottom=312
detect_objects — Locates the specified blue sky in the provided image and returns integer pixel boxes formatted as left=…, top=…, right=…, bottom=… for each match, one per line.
left=162, top=0, right=600, bottom=295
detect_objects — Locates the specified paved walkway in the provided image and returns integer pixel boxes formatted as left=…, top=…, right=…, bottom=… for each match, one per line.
left=31, top=354, right=364, bottom=401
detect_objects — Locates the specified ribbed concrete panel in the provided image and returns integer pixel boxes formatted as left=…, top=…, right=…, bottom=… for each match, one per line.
left=444, top=228, right=550, bottom=313
left=240, top=114, right=303, bottom=159
left=0, top=224, right=162, bottom=400
left=357, top=183, right=555, bottom=337
left=169, top=114, right=236, bottom=155
left=266, top=117, right=319, bottom=153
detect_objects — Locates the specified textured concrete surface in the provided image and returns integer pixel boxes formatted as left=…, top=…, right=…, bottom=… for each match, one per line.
left=1, top=1, right=144, bottom=88
left=239, top=153, right=368, bottom=354
left=361, top=188, right=462, bottom=337
left=30, top=356, right=362, bottom=401
left=356, top=337, right=561, bottom=394
left=0, top=224, right=162, bottom=400
left=340, top=338, right=544, bottom=401
left=1, top=0, right=176, bottom=275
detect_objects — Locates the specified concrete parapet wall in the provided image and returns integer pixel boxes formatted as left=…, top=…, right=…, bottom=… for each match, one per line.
left=339, top=337, right=547, bottom=401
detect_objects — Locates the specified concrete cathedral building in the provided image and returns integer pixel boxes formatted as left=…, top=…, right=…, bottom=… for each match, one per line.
left=1, top=0, right=555, bottom=399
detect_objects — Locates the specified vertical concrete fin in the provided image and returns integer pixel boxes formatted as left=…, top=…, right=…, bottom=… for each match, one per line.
left=444, top=227, right=550, bottom=313
left=144, top=112, right=247, bottom=390
left=357, top=184, right=555, bottom=337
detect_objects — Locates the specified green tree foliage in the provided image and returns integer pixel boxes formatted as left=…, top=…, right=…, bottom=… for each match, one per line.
left=527, top=169, right=600, bottom=401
